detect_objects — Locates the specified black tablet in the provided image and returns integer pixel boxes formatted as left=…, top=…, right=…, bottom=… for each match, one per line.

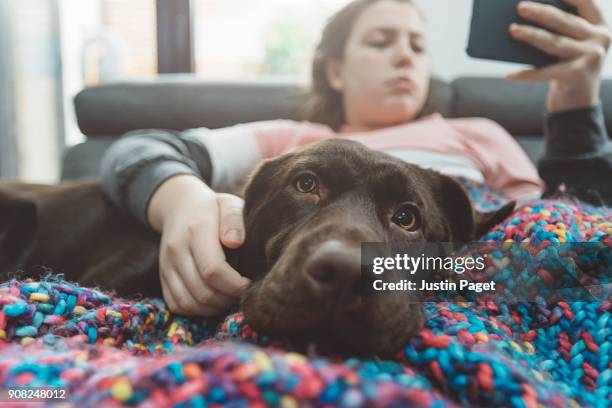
left=467, top=0, right=576, bottom=67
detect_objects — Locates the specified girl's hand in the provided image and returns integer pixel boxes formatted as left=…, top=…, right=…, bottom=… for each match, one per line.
left=148, top=175, right=250, bottom=316
left=507, top=0, right=611, bottom=112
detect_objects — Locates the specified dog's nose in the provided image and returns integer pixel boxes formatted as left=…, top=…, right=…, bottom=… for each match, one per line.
left=304, top=240, right=362, bottom=297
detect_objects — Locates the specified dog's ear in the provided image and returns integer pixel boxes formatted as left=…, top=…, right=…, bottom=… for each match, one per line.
left=433, top=175, right=476, bottom=242
left=242, top=154, right=294, bottom=217
left=238, top=154, right=295, bottom=279
left=472, top=201, right=515, bottom=240
left=0, top=193, right=38, bottom=269
left=433, top=174, right=515, bottom=241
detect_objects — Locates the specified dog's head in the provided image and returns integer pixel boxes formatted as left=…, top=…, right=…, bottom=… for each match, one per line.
left=238, top=139, right=514, bottom=357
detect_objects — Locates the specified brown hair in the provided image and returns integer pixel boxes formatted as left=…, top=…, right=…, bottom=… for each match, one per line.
left=303, top=0, right=419, bottom=130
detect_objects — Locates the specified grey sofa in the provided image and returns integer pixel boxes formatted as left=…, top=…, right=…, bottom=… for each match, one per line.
left=62, top=75, right=612, bottom=180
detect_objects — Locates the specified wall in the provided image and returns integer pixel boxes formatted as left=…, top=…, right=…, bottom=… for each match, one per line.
left=414, top=0, right=612, bottom=80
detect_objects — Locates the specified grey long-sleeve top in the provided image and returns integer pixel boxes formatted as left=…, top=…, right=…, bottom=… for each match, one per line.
left=100, top=105, right=612, bottom=228
left=539, top=105, right=612, bottom=206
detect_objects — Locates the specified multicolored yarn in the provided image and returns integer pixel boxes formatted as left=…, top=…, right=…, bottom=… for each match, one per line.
left=0, top=182, right=609, bottom=407
left=0, top=279, right=215, bottom=353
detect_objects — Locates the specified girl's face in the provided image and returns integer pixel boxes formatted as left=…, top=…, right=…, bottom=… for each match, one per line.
left=327, top=0, right=430, bottom=129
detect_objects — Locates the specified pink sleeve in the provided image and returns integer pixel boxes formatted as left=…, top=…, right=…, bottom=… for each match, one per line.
left=449, top=118, right=545, bottom=200
left=249, top=120, right=335, bottom=159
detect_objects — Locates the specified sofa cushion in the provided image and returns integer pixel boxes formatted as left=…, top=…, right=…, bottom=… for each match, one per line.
left=74, top=79, right=304, bottom=137
left=452, top=77, right=612, bottom=135
left=74, top=77, right=452, bottom=138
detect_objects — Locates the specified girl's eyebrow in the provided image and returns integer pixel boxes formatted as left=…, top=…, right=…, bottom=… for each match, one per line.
left=365, top=26, right=424, bottom=38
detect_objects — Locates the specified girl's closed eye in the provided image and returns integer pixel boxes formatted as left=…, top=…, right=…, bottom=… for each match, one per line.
left=366, top=30, right=394, bottom=48
left=366, top=30, right=426, bottom=54
left=411, top=38, right=426, bottom=53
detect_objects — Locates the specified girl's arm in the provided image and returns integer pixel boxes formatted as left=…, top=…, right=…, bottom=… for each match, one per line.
left=539, top=104, right=612, bottom=206
left=100, top=129, right=212, bottom=227
left=99, top=125, right=260, bottom=228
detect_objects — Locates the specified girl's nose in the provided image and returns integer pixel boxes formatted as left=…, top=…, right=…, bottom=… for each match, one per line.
left=392, top=38, right=415, bottom=67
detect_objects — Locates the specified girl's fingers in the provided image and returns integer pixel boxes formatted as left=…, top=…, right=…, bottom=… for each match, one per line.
left=562, top=0, right=608, bottom=26
left=160, top=276, right=179, bottom=311
left=507, top=59, right=577, bottom=81
left=190, top=219, right=250, bottom=298
left=173, top=252, right=237, bottom=309
left=161, top=267, right=222, bottom=316
left=518, top=1, right=593, bottom=40
left=510, top=23, right=586, bottom=58
left=217, top=193, right=246, bottom=248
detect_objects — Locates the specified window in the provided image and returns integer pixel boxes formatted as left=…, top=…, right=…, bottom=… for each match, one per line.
left=193, top=0, right=352, bottom=83
left=3, top=1, right=63, bottom=181
left=75, top=0, right=157, bottom=85
left=60, top=0, right=157, bottom=146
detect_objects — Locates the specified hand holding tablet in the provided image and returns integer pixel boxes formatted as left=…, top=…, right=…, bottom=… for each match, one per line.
left=467, top=0, right=577, bottom=66
left=468, top=0, right=610, bottom=112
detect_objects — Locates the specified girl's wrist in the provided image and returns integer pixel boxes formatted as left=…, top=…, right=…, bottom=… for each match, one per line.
left=147, top=174, right=213, bottom=232
left=547, top=80, right=600, bottom=113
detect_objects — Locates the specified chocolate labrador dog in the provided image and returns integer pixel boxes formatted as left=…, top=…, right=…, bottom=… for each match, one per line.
left=0, top=139, right=514, bottom=356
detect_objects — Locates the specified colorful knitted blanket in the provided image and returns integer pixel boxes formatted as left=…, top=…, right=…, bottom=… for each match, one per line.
left=0, top=182, right=610, bottom=407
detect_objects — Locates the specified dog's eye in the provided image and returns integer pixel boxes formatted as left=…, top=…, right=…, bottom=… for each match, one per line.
left=295, top=174, right=318, bottom=193
left=392, top=204, right=420, bottom=231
